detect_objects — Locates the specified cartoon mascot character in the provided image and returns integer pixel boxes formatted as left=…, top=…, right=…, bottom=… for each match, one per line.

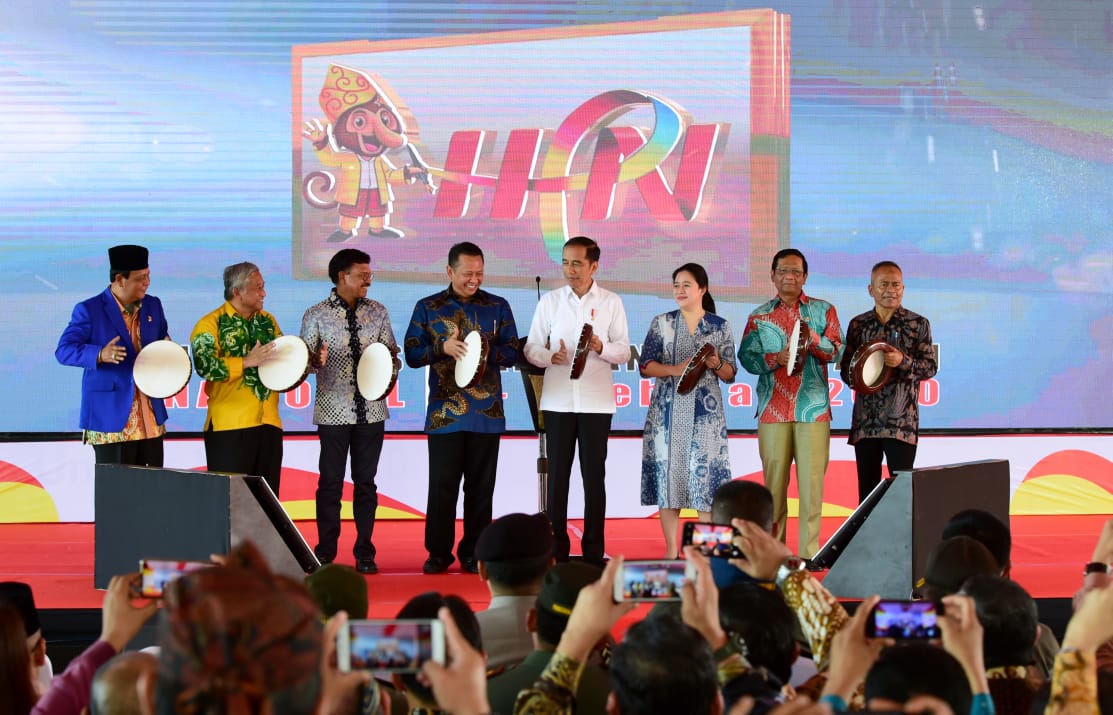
left=302, top=64, right=432, bottom=242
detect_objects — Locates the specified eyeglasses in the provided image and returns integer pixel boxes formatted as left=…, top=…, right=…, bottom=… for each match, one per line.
left=347, top=271, right=374, bottom=282
left=775, top=268, right=804, bottom=277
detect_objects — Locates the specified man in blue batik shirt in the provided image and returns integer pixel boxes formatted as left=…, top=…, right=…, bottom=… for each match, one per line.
left=404, top=242, right=519, bottom=575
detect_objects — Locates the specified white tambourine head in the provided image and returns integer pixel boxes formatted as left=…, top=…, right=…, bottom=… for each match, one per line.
left=861, top=350, right=886, bottom=387
left=258, top=335, right=310, bottom=392
left=786, top=319, right=802, bottom=376
left=133, top=341, right=192, bottom=399
left=357, top=342, right=395, bottom=401
left=454, top=331, right=484, bottom=388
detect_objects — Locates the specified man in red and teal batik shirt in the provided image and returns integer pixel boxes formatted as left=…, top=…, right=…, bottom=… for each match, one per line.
left=741, top=248, right=843, bottom=559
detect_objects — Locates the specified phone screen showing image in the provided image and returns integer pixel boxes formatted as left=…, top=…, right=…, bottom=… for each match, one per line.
left=342, top=619, right=444, bottom=673
left=682, top=522, right=743, bottom=559
left=615, top=560, right=690, bottom=602
left=867, top=600, right=942, bottom=639
left=138, top=559, right=211, bottom=598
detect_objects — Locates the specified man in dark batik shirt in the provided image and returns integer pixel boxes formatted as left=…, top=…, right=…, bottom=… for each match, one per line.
left=404, top=241, right=519, bottom=576
left=839, top=261, right=938, bottom=502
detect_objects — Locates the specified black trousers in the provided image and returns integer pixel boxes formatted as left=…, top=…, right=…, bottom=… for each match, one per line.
left=203, top=424, right=284, bottom=497
left=92, top=436, right=164, bottom=467
left=543, top=411, right=612, bottom=562
left=425, top=431, right=500, bottom=561
left=854, top=437, right=918, bottom=502
left=315, top=422, right=385, bottom=561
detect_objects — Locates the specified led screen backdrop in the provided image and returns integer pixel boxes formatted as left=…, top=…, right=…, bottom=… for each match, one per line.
left=1, top=1, right=1110, bottom=435
left=292, top=12, right=789, bottom=298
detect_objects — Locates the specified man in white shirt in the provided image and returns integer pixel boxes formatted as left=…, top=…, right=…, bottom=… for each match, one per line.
left=524, top=236, right=630, bottom=566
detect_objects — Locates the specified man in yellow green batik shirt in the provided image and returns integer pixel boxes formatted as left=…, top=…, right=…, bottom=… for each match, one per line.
left=190, top=262, right=285, bottom=496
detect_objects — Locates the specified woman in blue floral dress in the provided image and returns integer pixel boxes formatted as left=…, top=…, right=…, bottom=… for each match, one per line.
left=640, top=263, right=737, bottom=558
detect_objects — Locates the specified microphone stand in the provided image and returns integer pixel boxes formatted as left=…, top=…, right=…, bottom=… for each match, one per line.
left=536, top=277, right=548, bottom=514
left=537, top=434, right=548, bottom=514
left=517, top=276, right=549, bottom=514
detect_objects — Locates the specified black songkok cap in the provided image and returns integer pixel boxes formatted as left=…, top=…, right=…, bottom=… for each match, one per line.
left=108, top=244, right=149, bottom=272
left=537, top=561, right=602, bottom=617
left=919, top=535, right=999, bottom=596
left=304, top=563, right=369, bottom=620
left=475, top=512, right=554, bottom=563
left=0, top=581, right=41, bottom=638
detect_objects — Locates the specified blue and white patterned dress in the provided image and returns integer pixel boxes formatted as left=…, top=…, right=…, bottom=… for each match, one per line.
left=640, top=311, right=736, bottom=511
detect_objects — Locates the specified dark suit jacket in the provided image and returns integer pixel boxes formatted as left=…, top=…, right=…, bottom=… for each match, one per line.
left=56, top=287, right=170, bottom=432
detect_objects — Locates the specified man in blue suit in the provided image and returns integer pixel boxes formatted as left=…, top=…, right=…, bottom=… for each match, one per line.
left=56, top=245, right=171, bottom=466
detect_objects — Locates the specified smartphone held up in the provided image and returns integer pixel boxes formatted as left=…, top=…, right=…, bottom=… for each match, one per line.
left=137, top=559, right=212, bottom=598
left=613, top=560, right=695, bottom=602
left=337, top=619, right=446, bottom=673
left=681, top=521, right=744, bottom=559
left=865, top=599, right=943, bottom=640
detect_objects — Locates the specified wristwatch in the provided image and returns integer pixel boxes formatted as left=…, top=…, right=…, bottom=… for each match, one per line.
left=775, top=555, right=806, bottom=588
left=713, top=631, right=750, bottom=664
left=1084, top=561, right=1111, bottom=575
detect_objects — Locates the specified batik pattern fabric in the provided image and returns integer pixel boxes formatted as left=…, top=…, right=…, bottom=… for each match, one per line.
left=739, top=294, right=843, bottom=423
left=985, top=664, right=1046, bottom=715
left=403, top=286, right=519, bottom=434
left=779, top=570, right=849, bottom=671
left=512, top=647, right=753, bottom=714
left=1044, top=648, right=1098, bottom=715
left=159, top=543, right=321, bottom=714
left=300, top=289, right=395, bottom=426
left=640, top=310, right=736, bottom=512
left=838, top=306, right=937, bottom=445
left=513, top=650, right=582, bottom=714
left=190, top=302, right=282, bottom=431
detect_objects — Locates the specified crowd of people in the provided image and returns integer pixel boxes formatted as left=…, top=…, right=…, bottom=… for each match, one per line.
left=4, top=505, right=1113, bottom=715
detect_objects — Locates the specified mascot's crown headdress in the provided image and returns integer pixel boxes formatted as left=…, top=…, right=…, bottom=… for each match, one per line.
left=319, top=64, right=382, bottom=124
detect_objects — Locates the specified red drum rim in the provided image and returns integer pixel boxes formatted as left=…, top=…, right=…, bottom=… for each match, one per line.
left=850, top=340, right=894, bottom=395
left=678, top=342, right=715, bottom=396
left=570, top=323, right=594, bottom=380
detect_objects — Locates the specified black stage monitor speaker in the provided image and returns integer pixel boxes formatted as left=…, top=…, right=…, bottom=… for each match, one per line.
left=94, top=464, right=318, bottom=588
left=817, top=459, right=1010, bottom=599
left=811, top=476, right=895, bottom=570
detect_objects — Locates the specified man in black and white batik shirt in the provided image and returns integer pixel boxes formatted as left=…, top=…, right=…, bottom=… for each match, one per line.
left=301, top=248, right=396, bottom=574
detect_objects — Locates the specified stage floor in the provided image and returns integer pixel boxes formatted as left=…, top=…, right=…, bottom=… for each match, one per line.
left=1, top=514, right=1100, bottom=615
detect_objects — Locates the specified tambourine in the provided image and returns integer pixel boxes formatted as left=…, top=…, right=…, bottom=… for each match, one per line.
left=786, top=319, right=810, bottom=376
left=356, top=342, right=401, bottom=401
left=454, top=330, right=489, bottom=389
left=569, top=323, right=594, bottom=380
left=257, top=335, right=310, bottom=392
left=677, top=342, right=715, bottom=396
left=132, top=340, right=191, bottom=399
left=849, top=340, right=894, bottom=394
